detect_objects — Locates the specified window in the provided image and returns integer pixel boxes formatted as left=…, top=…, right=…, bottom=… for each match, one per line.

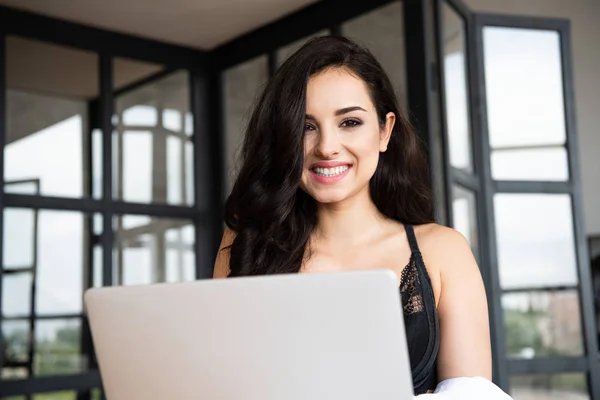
left=112, top=62, right=194, bottom=206
left=0, top=18, right=206, bottom=399
left=222, top=56, right=269, bottom=195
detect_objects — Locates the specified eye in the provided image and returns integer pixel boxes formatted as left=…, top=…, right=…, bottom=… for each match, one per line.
left=340, top=118, right=362, bottom=128
left=304, top=123, right=316, bottom=132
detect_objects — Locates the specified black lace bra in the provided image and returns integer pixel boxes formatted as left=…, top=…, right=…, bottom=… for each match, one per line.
left=400, top=224, right=440, bottom=395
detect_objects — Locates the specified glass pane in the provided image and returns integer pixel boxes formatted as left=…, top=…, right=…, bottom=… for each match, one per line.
left=122, top=130, right=152, bottom=203
left=4, top=209, right=91, bottom=315
left=5, top=37, right=97, bottom=198
left=91, top=128, right=102, bottom=199
left=185, top=141, right=194, bottom=206
left=123, top=105, right=157, bottom=126
left=451, top=185, right=478, bottom=255
left=113, top=65, right=193, bottom=206
left=88, top=216, right=103, bottom=290
left=34, top=319, right=85, bottom=376
left=511, top=373, right=589, bottom=400
left=2, top=272, right=33, bottom=317
left=2, top=368, right=28, bottom=381
left=32, top=392, right=77, bottom=400
left=93, top=213, right=102, bottom=236
left=483, top=27, right=568, bottom=181
left=114, top=216, right=195, bottom=285
left=93, top=246, right=103, bottom=289
left=491, top=147, right=569, bottom=181
left=91, top=388, right=103, bottom=400
left=223, top=56, right=269, bottom=195
left=121, top=214, right=152, bottom=230
left=3, top=208, right=35, bottom=269
left=2, top=320, right=30, bottom=379
left=342, top=1, right=407, bottom=108
left=277, top=30, right=330, bottom=67
left=494, top=194, right=578, bottom=289
left=165, top=224, right=196, bottom=283
left=167, top=135, right=183, bottom=204
left=113, top=58, right=165, bottom=91
left=503, top=290, right=583, bottom=358
left=4, top=180, right=39, bottom=195
left=441, top=2, right=473, bottom=172
left=35, top=211, right=85, bottom=314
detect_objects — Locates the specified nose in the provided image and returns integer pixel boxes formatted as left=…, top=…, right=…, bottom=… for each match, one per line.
left=314, top=127, right=340, bottom=159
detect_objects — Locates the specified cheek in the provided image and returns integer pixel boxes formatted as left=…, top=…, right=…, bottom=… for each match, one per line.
left=353, top=131, right=382, bottom=163
left=300, top=138, right=313, bottom=188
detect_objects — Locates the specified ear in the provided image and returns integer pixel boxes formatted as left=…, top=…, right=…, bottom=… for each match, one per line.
left=379, top=112, right=396, bottom=152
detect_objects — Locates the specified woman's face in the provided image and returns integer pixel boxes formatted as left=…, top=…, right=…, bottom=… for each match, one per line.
left=300, top=67, right=395, bottom=205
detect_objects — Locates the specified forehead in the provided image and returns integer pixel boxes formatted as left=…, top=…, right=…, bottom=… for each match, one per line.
left=306, top=67, right=374, bottom=113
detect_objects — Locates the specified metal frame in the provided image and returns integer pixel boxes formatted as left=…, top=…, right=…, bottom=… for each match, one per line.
left=434, top=0, right=506, bottom=386
left=2, top=179, right=40, bottom=390
left=471, top=11, right=599, bottom=397
left=435, top=1, right=600, bottom=396
left=190, top=67, right=224, bottom=279
left=210, top=0, right=395, bottom=70
left=0, top=29, right=6, bottom=377
left=404, top=0, right=441, bottom=214
left=0, top=4, right=215, bottom=397
left=0, top=7, right=205, bottom=69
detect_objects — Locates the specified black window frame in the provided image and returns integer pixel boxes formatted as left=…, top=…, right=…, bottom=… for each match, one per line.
left=0, top=5, right=221, bottom=398
left=436, top=0, right=600, bottom=396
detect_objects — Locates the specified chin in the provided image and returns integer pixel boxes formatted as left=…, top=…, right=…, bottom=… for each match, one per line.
left=307, top=188, right=351, bottom=205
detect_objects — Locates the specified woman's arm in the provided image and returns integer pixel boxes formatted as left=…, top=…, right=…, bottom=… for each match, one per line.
left=213, top=227, right=235, bottom=278
left=415, top=226, right=513, bottom=398
left=421, top=225, right=492, bottom=381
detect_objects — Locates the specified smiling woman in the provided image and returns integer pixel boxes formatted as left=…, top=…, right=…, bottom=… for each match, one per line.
left=213, top=36, right=509, bottom=398
left=222, top=36, right=433, bottom=277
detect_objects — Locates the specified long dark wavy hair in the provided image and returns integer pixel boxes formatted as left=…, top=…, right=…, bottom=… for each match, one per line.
left=224, top=36, right=434, bottom=276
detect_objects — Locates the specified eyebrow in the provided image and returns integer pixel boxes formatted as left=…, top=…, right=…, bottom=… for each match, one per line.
left=306, top=106, right=367, bottom=120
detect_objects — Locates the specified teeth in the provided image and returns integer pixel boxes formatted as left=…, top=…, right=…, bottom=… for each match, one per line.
left=313, top=166, right=349, bottom=177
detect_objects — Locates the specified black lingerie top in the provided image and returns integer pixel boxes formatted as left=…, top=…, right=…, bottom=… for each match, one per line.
left=401, top=224, right=439, bottom=394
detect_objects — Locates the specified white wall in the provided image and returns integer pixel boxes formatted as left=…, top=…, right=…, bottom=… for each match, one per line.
left=464, top=0, right=600, bottom=235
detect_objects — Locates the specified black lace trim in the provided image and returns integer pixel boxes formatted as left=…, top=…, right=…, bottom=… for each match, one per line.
left=400, top=255, right=425, bottom=316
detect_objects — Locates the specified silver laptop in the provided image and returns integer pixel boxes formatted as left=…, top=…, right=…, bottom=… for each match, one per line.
left=85, top=269, right=414, bottom=400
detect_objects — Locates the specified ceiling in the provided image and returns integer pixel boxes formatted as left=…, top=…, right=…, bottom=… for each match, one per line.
left=0, top=0, right=319, bottom=50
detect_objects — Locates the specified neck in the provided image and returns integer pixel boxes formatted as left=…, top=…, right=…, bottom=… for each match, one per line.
left=315, top=189, right=386, bottom=244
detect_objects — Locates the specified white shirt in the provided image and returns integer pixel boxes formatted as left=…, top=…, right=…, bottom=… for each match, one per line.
left=416, top=377, right=514, bottom=400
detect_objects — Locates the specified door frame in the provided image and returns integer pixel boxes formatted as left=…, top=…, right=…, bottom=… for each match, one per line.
left=434, top=0, right=509, bottom=388
left=473, top=12, right=600, bottom=397
left=435, top=0, right=600, bottom=396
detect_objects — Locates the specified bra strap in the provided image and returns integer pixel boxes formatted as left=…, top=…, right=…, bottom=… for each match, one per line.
left=403, top=223, right=440, bottom=387
left=404, top=224, right=421, bottom=255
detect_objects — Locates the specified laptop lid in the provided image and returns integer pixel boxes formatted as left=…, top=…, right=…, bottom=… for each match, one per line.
left=85, top=269, right=414, bottom=400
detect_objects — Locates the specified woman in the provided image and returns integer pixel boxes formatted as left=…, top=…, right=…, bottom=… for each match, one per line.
left=214, top=36, right=511, bottom=398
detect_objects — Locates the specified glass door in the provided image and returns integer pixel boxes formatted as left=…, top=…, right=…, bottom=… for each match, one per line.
left=437, top=1, right=600, bottom=398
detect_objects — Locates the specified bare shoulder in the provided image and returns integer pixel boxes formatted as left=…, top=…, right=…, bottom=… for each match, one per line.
left=412, top=223, right=477, bottom=303
left=213, top=226, right=236, bottom=278
left=414, top=223, right=472, bottom=259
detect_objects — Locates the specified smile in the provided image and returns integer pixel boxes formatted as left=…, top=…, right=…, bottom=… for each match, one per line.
left=312, top=166, right=349, bottom=177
